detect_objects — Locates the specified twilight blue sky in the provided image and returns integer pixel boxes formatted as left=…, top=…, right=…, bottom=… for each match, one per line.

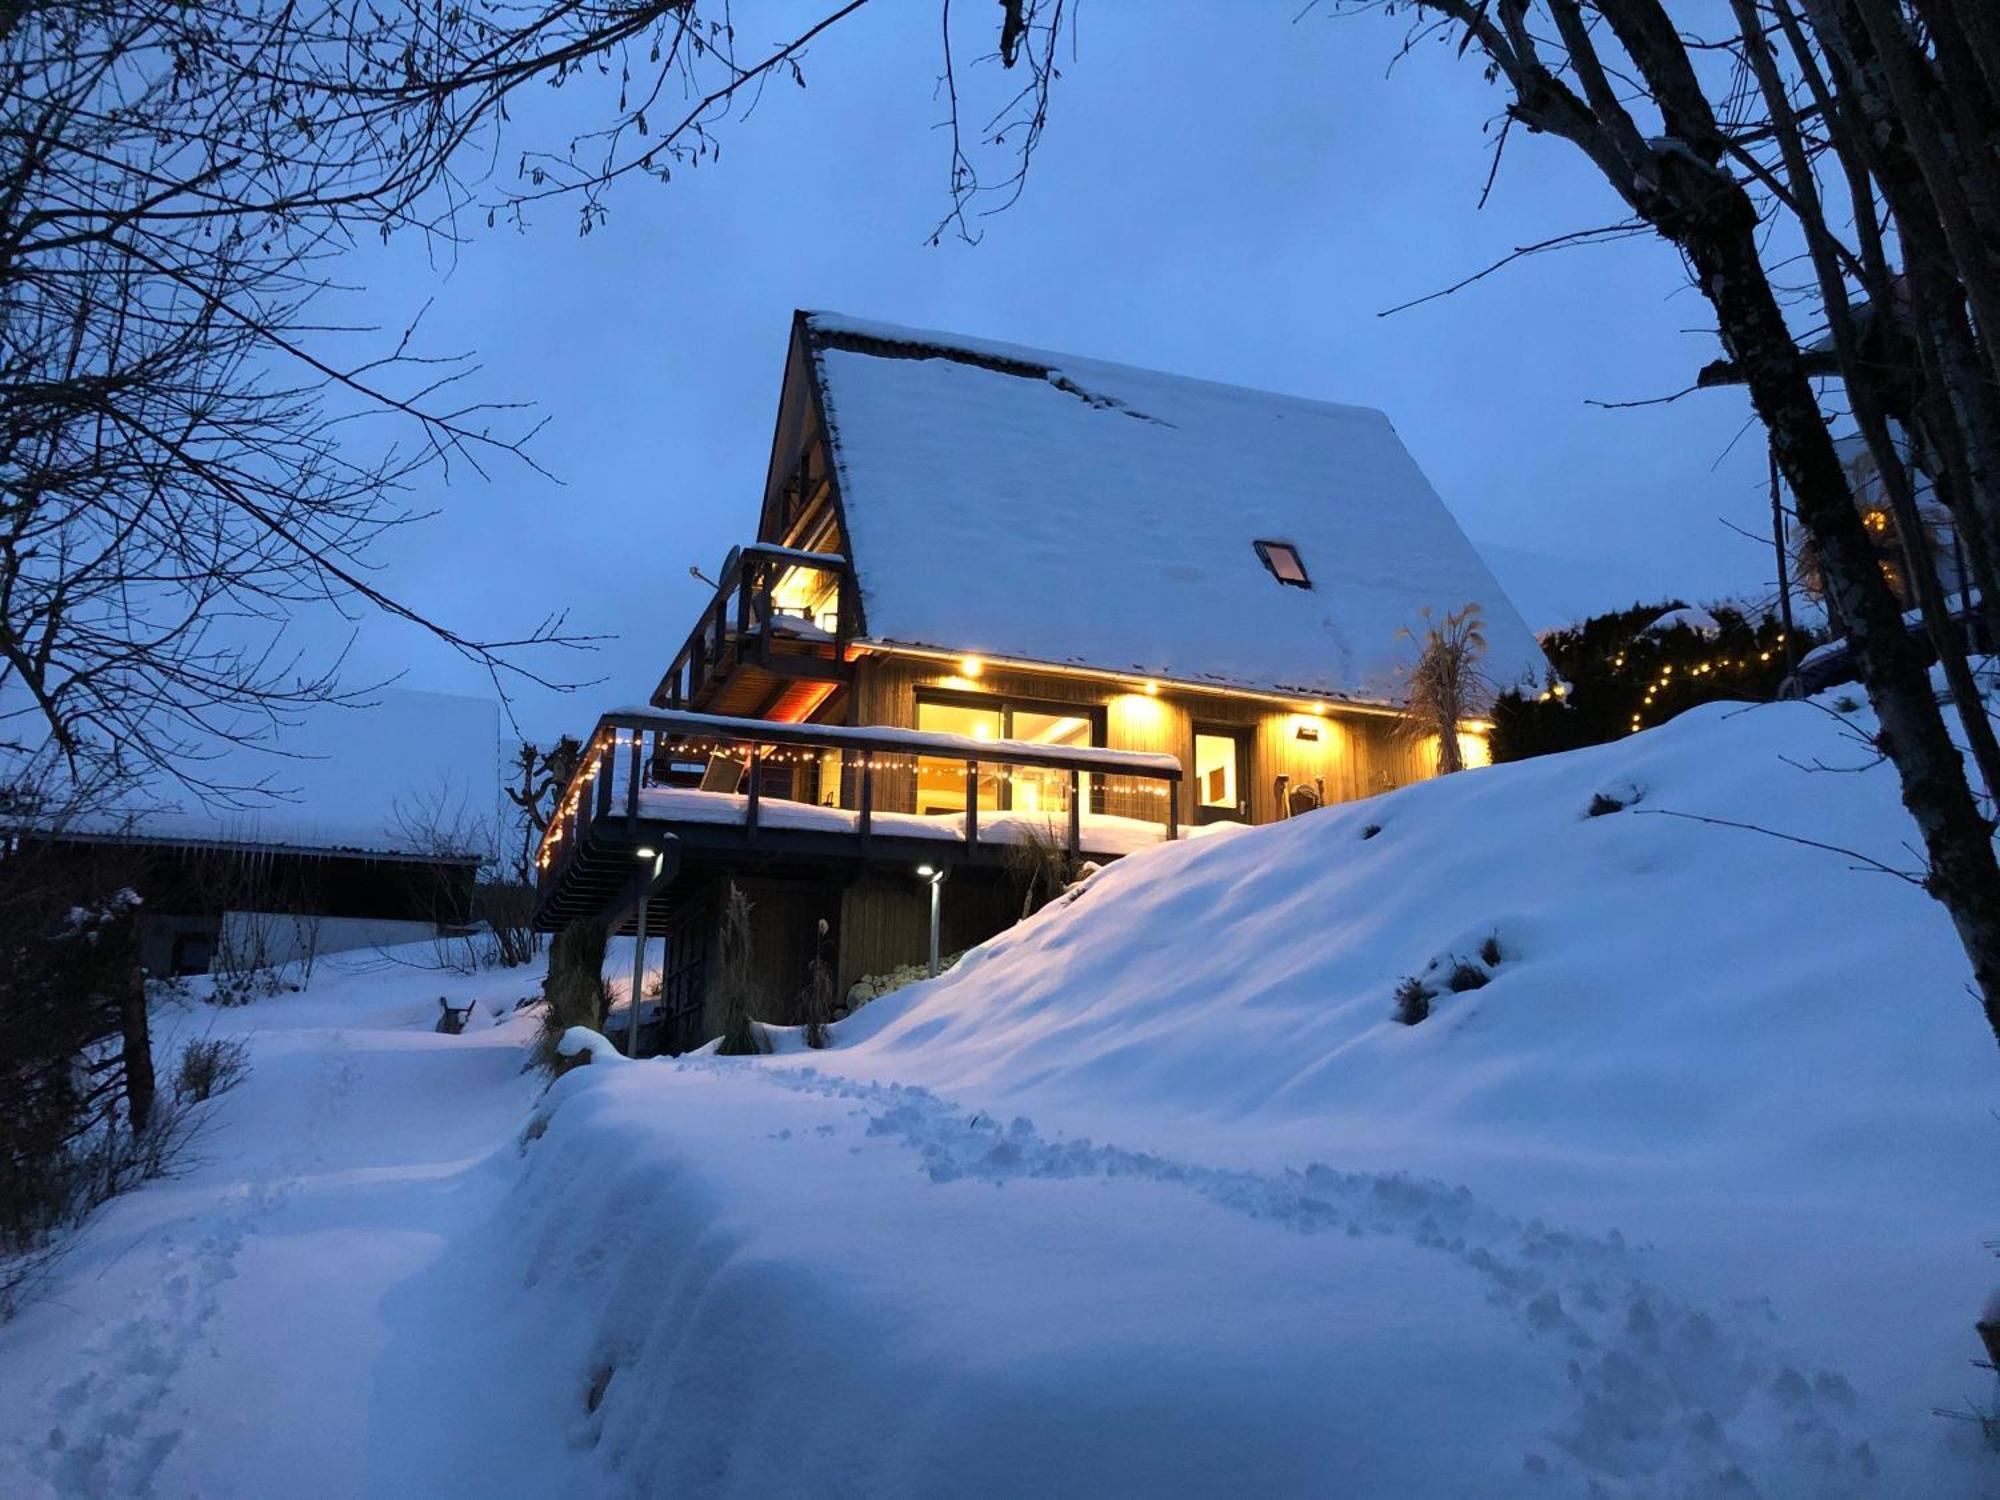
left=320, top=2, right=1785, bottom=745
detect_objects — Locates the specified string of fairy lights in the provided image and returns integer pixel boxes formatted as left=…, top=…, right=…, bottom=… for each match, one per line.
left=536, top=731, right=1172, bottom=869
left=1615, top=635, right=1788, bottom=736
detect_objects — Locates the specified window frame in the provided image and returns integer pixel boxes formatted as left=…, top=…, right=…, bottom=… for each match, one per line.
left=913, top=687, right=1108, bottom=815
left=1191, top=722, right=1254, bottom=825
left=1253, top=538, right=1312, bottom=589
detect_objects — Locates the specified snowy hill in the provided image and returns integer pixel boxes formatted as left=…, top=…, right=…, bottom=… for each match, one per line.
left=1, top=692, right=1996, bottom=1497
left=509, top=693, right=1998, bottom=1496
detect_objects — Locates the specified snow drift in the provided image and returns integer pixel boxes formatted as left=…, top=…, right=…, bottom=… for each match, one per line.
left=435, top=691, right=1998, bottom=1496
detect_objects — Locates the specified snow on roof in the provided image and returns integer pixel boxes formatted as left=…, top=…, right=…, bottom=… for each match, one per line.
left=60, top=689, right=503, bottom=859
left=802, top=312, right=1548, bottom=706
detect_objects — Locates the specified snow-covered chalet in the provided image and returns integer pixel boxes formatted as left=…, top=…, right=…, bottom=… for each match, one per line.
left=534, top=311, right=1547, bottom=1051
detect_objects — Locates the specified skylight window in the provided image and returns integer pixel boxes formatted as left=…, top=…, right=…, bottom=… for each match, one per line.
left=1254, top=540, right=1311, bottom=589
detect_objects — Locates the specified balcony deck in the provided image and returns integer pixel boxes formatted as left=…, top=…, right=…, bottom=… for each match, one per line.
left=533, top=709, right=1184, bottom=934
left=654, top=545, right=857, bottom=717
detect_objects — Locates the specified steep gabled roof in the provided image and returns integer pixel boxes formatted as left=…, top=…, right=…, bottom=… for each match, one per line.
left=799, top=311, right=1547, bottom=707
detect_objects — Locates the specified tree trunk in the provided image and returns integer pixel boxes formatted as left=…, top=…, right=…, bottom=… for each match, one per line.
left=1673, top=174, right=2000, bottom=1045
left=119, top=965, right=155, bottom=1136
left=1595, top=1, right=2000, bottom=1043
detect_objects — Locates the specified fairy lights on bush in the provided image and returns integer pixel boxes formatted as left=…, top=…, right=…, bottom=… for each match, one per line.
left=1492, top=601, right=1811, bottom=764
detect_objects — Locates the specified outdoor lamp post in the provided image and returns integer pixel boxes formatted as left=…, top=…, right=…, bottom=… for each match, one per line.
left=630, top=846, right=664, bottom=1056
left=917, top=864, right=948, bottom=977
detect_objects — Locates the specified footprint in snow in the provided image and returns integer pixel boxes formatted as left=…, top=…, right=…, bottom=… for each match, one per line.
left=680, top=1058, right=1883, bottom=1497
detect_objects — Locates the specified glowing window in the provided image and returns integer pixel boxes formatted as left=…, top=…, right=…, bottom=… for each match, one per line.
left=1194, top=732, right=1241, bottom=810
left=1254, top=540, right=1311, bottom=588
left=913, top=694, right=1105, bottom=818
left=915, top=700, right=1002, bottom=815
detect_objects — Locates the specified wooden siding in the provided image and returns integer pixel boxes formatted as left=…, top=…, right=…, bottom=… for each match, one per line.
left=671, top=870, right=1021, bottom=1042
left=844, top=654, right=1437, bottom=822
left=696, top=874, right=840, bottom=1033
left=837, top=870, right=1017, bottom=997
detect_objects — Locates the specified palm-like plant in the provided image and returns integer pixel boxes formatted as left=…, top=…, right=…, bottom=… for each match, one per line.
left=1398, top=604, right=1490, bottom=776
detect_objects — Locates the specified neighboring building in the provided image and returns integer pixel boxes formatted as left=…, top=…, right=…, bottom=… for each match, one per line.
left=4, top=690, right=502, bottom=977
left=1819, top=431, right=1969, bottom=619
left=534, top=312, right=1547, bottom=1050
left=9, top=827, right=481, bottom=977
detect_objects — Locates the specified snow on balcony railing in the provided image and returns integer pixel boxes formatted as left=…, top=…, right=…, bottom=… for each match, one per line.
left=630, top=787, right=1174, bottom=858
left=536, top=708, right=1184, bottom=885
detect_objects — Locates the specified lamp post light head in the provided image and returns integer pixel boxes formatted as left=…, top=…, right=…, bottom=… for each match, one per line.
left=916, top=864, right=935, bottom=879
left=635, top=846, right=657, bottom=860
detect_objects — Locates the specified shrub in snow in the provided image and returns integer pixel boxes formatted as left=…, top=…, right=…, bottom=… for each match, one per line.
left=1003, top=821, right=1082, bottom=919
left=1586, top=791, right=1628, bottom=817
left=842, top=952, right=965, bottom=1016
left=537, top=919, right=611, bottom=1074
left=172, top=1036, right=250, bottom=1104
left=1392, top=976, right=1435, bottom=1026
left=1443, top=960, right=1489, bottom=994
left=798, top=918, right=836, bottom=1050
left=0, top=882, right=174, bottom=1315
left=1478, top=932, right=1504, bottom=968
left=713, top=883, right=765, bottom=1058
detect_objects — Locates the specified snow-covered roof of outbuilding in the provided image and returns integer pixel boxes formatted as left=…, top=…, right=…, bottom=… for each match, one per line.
left=40, top=690, right=503, bottom=860
left=801, top=312, right=1548, bottom=706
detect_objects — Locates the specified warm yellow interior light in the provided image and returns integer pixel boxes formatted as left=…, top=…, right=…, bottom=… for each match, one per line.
left=960, top=656, right=984, bottom=678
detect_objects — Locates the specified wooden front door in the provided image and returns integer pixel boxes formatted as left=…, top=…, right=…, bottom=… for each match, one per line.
left=1192, top=726, right=1252, bottom=825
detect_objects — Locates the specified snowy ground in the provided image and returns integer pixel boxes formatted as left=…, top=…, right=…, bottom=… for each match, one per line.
left=2, top=691, right=1998, bottom=1496
left=0, top=963, right=548, bottom=1499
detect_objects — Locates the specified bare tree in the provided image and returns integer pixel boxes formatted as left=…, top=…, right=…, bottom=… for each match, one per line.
left=0, top=0, right=1078, bottom=816
left=0, top=2, right=616, bottom=811
left=388, top=774, right=505, bottom=970
left=504, top=736, right=583, bottom=883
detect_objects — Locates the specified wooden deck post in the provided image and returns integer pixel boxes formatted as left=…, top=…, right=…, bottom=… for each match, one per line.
left=1068, top=769, right=1082, bottom=859
left=1166, top=780, right=1179, bottom=840
left=858, top=753, right=874, bottom=843
left=625, top=729, right=642, bottom=820
left=964, top=759, right=979, bottom=849
left=628, top=891, right=649, bottom=1058
left=745, top=743, right=763, bottom=839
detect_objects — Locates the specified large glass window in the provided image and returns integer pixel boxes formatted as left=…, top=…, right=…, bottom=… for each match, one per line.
left=914, top=694, right=1102, bottom=817
left=914, top=699, right=1002, bottom=814
left=1006, top=709, right=1092, bottom=814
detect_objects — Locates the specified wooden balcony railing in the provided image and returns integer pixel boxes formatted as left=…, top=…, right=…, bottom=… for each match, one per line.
left=654, top=545, right=858, bottom=711
left=534, top=709, right=1184, bottom=914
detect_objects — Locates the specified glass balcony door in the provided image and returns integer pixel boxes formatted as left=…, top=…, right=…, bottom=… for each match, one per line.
left=913, top=694, right=1101, bottom=818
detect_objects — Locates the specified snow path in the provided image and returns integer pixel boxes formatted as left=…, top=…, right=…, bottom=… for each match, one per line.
left=0, top=977, right=545, bottom=1500
left=673, top=1057, right=1880, bottom=1494
left=31, top=1036, right=361, bottom=1496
